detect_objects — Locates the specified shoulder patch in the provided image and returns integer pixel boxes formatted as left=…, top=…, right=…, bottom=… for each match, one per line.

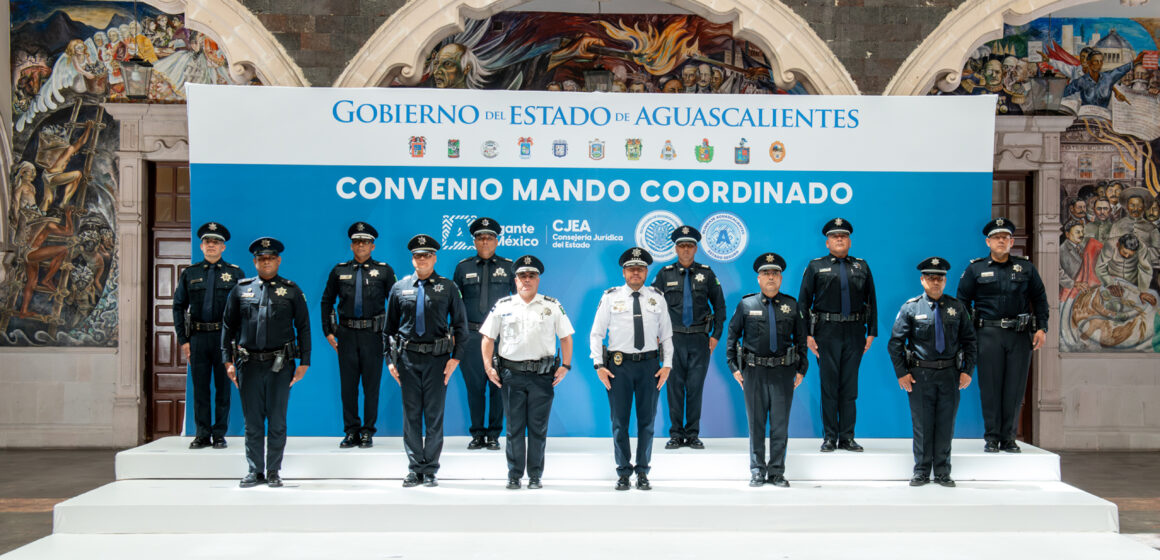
left=227, top=263, right=241, bottom=269
left=496, top=256, right=513, bottom=263
left=377, top=261, right=388, bottom=266
left=647, top=286, right=664, bottom=295
left=282, top=279, right=296, bottom=286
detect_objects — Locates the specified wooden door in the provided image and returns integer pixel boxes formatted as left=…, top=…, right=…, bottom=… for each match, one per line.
left=992, top=172, right=1035, bottom=443
left=145, top=163, right=192, bottom=440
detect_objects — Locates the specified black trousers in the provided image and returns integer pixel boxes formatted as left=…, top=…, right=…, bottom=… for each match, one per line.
left=239, top=357, right=293, bottom=474
left=908, top=368, right=960, bottom=477
left=667, top=332, right=710, bottom=439
left=398, top=350, right=449, bottom=475
left=976, top=327, right=1031, bottom=443
left=189, top=330, right=230, bottom=438
left=460, top=330, right=503, bottom=439
left=336, top=325, right=384, bottom=435
left=500, top=368, right=555, bottom=479
left=816, top=321, right=865, bottom=441
left=743, top=364, right=796, bottom=477
left=607, top=358, right=660, bottom=477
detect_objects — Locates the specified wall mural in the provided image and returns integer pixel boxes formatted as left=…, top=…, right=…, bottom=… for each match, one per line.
left=942, top=17, right=1160, bottom=352
left=394, top=12, right=809, bottom=94
left=4, top=1, right=245, bottom=346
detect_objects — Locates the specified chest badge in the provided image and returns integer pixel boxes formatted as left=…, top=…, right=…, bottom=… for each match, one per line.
left=275, top=287, right=288, bottom=297
left=780, top=304, right=791, bottom=314
left=612, top=352, right=623, bottom=366
left=369, top=269, right=380, bottom=277
left=432, top=283, right=445, bottom=292
left=542, top=307, right=552, bottom=317
left=220, top=272, right=232, bottom=282
left=648, top=297, right=657, bottom=306
left=1013, top=264, right=1022, bottom=272
left=947, top=307, right=957, bottom=317
left=494, top=268, right=507, bottom=277
left=695, top=273, right=705, bottom=283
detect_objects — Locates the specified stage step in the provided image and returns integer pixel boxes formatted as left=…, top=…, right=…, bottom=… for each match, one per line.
left=54, top=478, right=1116, bottom=535
left=116, top=436, right=1061, bottom=481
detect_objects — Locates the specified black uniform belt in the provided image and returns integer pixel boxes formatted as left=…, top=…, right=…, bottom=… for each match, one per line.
left=339, top=317, right=377, bottom=329
left=745, top=351, right=798, bottom=368
left=400, top=337, right=452, bottom=355
left=815, top=311, right=866, bottom=323
left=672, top=322, right=712, bottom=334
left=242, top=349, right=282, bottom=361
left=912, top=358, right=956, bottom=370
left=191, top=321, right=222, bottom=332
left=976, top=317, right=1022, bottom=330
left=499, top=356, right=554, bottom=373
left=468, top=321, right=482, bottom=331
left=608, top=350, right=659, bottom=363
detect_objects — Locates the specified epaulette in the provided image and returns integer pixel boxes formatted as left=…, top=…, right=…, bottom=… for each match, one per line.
left=663, top=264, right=674, bottom=270
left=970, top=257, right=986, bottom=264
left=497, top=295, right=513, bottom=304
left=337, top=261, right=349, bottom=267
left=778, top=293, right=797, bottom=301
left=1011, top=255, right=1031, bottom=262
left=605, top=287, right=618, bottom=294
left=698, top=263, right=711, bottom=269
left=496, top=256, right=513, bottom=262
left=647, top=286, right=663, bottom=295
left=282, top=279, right=297, bottom=286
left=227, top=263, right=241, bottom=269
left=377, top=261, right=389, bottom=266
left=238, top=277, right=256, bottom=285
left=543, top=295, right=557, bottom=303
left=906, top=295, right=921, bottom=303
left=743, top=292, right=759, bottom=299
left=456, top=256, right=474, bottom=265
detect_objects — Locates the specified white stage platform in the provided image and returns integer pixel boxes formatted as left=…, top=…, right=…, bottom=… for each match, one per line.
left=116, top=436, right=1061, bottom=481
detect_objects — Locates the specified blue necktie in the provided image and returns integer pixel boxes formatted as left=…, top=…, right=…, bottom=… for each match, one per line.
left=256, top=281, right=269, bottom=349
left=415, top=280, right=427, bottom=337
left=767, top=299, right=778, bottom=353
left=838, top=259, right=851, bottom=316
left=934, top=301, right=945, bottom=353
left=201, top=264, right=215, bottom=319
left=681, top=269, right=693, bottom=327
left=354, top=266, right=364, bottom=318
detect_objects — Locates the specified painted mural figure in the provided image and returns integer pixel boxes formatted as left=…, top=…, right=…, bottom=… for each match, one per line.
left=39, top=121, right=94, bottom=209
left=1062, top=50, right=1145, bottom=107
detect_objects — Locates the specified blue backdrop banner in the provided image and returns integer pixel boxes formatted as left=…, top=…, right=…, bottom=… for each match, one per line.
left=185, top=85, right=996, bottom=438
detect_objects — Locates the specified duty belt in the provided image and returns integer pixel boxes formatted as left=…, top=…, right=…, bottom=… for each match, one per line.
left=242, top=348, right=282, bottom=361
left=608, top=350, right=659, bottom=364
left=672, top=322, right=712, bottom=335
left=976, top=318, right=1022, bottom=330
left=191, top=321, right=222, bottom=332
left=911, top=358, right=956, bottom=370
left=815, top=312, right=866, bottom=323
left=745, top=352, right=797, bottom=368
left=499, top=356, right=554, bottom=374
left=400, top=337, right=452, bottom=355
left=340, top=317, right=377, bottom=329
left=468, top=321, right=482, bottom=331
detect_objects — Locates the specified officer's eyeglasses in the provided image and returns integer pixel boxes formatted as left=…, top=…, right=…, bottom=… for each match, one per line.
left=413, top=252, right=435, bottom=261
left=352, top=239, right=373, bottom=246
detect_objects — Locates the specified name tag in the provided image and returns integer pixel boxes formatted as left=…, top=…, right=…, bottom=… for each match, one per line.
left=981, top=272, right=994, bottom=277
left=339, top=274, right=352, bottom=280
left=666, top=281, right=678, bottom=287
left=465, top=273, right=478, bottom=279
left=242, top=291, right=255, bottom=298
left=401, top=289, right=416, bottom=295
left=191, top=278, right=203, bottom=284
left=749, top=310, right=763, bottom=316
left=916, top=314, right=928, bottom=319
left=819, top=268, right=832, bottom=273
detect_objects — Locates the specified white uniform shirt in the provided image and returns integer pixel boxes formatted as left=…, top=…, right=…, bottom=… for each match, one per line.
left=480, top=293, right=575, bottom=361
left=589, top=284, right=674, bottom=365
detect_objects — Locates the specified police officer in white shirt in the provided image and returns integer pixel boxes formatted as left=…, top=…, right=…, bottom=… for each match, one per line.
left=480, top=255, right=574, bottom=490
left=590, top=247, right=674, bottom=491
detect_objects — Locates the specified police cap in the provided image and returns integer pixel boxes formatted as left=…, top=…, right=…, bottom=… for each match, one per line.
left=249, top=237, right=284, bottom=256
left=619, top=247, right=653, bottom=268
left=348, top=221, right=378, bottom=241
left=197, top=222, right=230, bottom=242
left=470, top=217, right=501, bottom=238
left=917, top=256, right=950, bottom=275
left=670, top=225, right=701, bottom=245
left=514, top=255, right=544, bottom=275
left=822, top=217, right=852, bottom=237
left=983, top=217, right=1015, bottom=237
left=753, top=252, right=786, bottom=273
left=408, top=234, right=440, bottom=253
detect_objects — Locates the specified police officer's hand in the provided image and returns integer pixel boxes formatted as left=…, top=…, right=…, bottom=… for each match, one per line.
left=443, top=358, right=459, bottom=385
left=596, top=366, right=613, bottom=390
left=388, top=363, right=401, bottom=386
left=793, top=373, right=804, bottom=388
left=655, top=366, right=671, bottom=390
left=326, top=334, right=338, bottom=351
left=708, top=337, right=719, bottom=352
left=898, top=373, right=916, bottom=393
left=806, top=336, right=820, bottom=358
left=290, top=365, right=308, bottom=387
left=1032, top=329, right=1047, bottom=351
left=863, top=336, right=875, bottom=354
left=552, top=367, right=568, bottom=386
left=958, top=373, right=972, bottom=389
left=486, top=367, right=502, bottom=388
left=732, top=370, right=743, bottom=387
left=181, top=343, right=190, bottom=360
left=226, top=362, right=239, bottom=389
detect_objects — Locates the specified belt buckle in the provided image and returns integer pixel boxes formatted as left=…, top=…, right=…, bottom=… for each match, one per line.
left=612, top=352, right=623, bottom=366
left=1000, top=318, right=1015, bottom=328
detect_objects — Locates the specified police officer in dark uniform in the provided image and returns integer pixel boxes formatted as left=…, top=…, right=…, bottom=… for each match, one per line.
left=174, top=222, right=242, bottom=449
left=222, top=237, right=311, bottom=488
left=383, top=234, right=469, bottom=488
left=590, top=247, right=673, bottom=491
left=320, top=222, right=396, bottom=449
left=956, top=218, right=1048, bottom=453
left=888, top=257, right=977, bottom=488
left=726, top=252, right=808, bottom=488
left=651, top=225, right=726, bottom=450
left=453, top=217, right=515, bottom=450
left=799, top=218, right=877, bottom=452
left=479, top=255, right=575, bottom=489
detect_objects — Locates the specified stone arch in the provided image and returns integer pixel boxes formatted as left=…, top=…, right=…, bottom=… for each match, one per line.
left=144, top=0, right=310, bottom=86
left=334, top=0, right=859, bottom=94
left=884, top=0, right=1101, bottom=96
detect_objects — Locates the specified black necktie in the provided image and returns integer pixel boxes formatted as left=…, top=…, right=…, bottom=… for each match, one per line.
left=201, top=264, right=215, bottom=319
left=480, top=259, right=490, bottom=316
left=632, top=291, right=644, bottom=350
left=767, top=299, right=778, bottom=353
left=416, top=280, right=427, bottom=337
left=838, top=259, right=851, bottom=316
left=934, top=301, right=945, bottom=353
left=256, top=281, right=270, bottom=349
left=354, top=266, right=364, bottom=318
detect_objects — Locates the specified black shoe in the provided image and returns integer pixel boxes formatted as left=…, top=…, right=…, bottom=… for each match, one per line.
left=339, top=433, right=360, bottom=449
left=909, top=474, right=930, bottom=487
left=506, top=478, right=521, bottom=490
left=615, top=476, right=631, bottom=491
left=528, top=478, right=542, bottom=490
left=768, top=474, right=790, bottom=488
left=1000, top=440, right=1021, bottom=453
left=189, top=437, right=211, bottom=449
left=266, top=471, right=283, bottom=487
left=635, top=474, right=651, bottom=491
left=467, top=436, right=485, bottom=450
left=239, top=472, right=266, bottom=488
left=749, top=474, right=766, bottom=487
left=359, top=432, right=373, bottom=448
left=686, top=437, right=705, bottom=450
left=820, top=439, right=837, bottom=452
left=211, top=437, right=227, bottom=449
left=486, top=437, right=501, bottom=450
left=838, top=439, right=864, bottom=452
left=934, top=475, right=956, bottom=487
left=984, top=441, right=1000, bottom=453
left=664, top=437, right=682, bottom=449
left=422, top=474, right=438, bottom=487
left=402, top=473, right=422, bottom=488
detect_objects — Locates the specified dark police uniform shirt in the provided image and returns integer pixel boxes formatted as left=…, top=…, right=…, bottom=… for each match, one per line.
left=319, top=258, right=396, bottom=334
left=725, top=292, right=809, bottom=375
left=453, top=255, right=515, bottom=326
left=221, top=275, right=312, bottom=365
left=798, top=255, right=878, bottom=336
left=173, top=259, right=242, bottom=346
left=383, top=272, right=469, bottom=362
left=651, top=261, right=727, bottom=338
left=956, top=255, right=1049, bottom=329
left=887, top=294, right=977, bottom=379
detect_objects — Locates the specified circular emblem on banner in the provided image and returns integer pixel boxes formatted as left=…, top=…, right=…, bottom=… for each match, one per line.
left=700, top=212, right=748, bottom=263
left=481, top=140, right=499, bottom=159
left=769, top=141, right=786, bottom=163
left=634, top=210, right=681, bottom=262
